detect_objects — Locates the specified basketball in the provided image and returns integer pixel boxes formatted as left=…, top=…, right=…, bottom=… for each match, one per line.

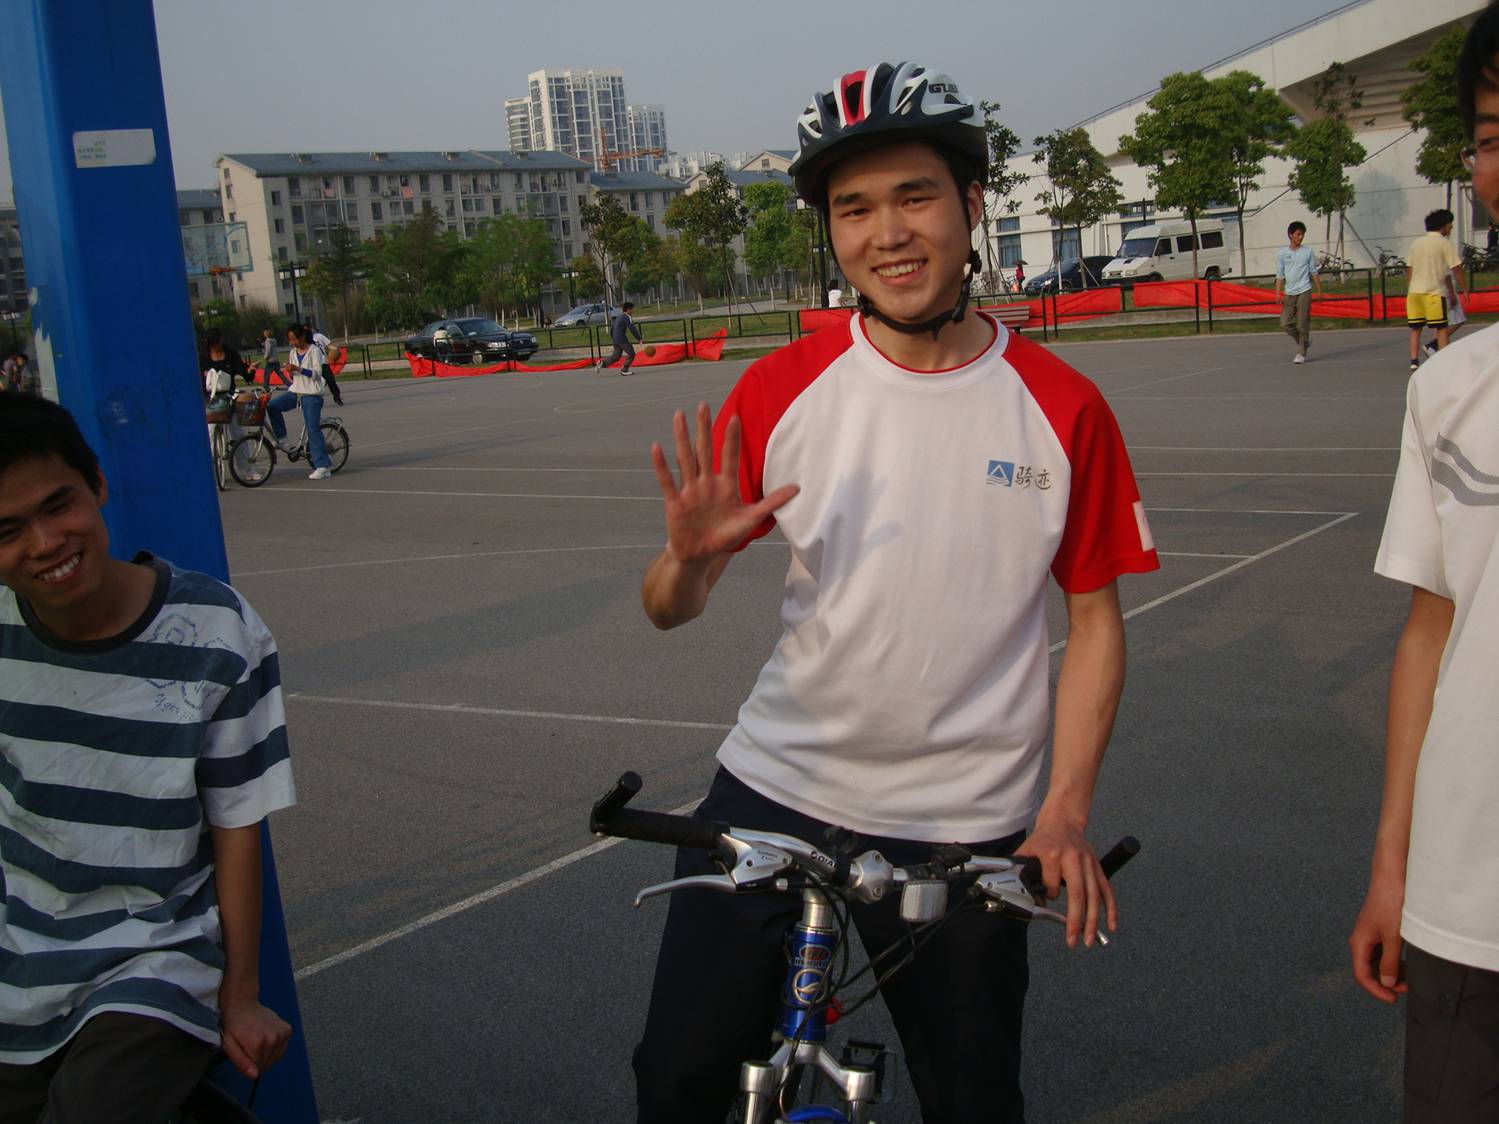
left=643, top=345, right=657, bottom=357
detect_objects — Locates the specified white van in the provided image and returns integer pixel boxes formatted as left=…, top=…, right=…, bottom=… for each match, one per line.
left=1102, top=219, right=1230, bottom=283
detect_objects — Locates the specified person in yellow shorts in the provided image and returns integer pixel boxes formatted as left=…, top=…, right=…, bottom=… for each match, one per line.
left=1406, top=209, right=1466, bottom=370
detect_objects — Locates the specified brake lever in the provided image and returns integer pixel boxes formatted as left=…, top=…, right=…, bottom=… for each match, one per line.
left=634, top=873, right=738, bottom=907
left=972, top=870, right=1109, bottom=946
left=633, top=836, right=797, bottom=907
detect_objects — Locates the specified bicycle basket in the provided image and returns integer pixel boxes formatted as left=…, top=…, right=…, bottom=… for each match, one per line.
left=233, top=389, right=268, bottom=426
left=205, top=394, right=233, bottom=424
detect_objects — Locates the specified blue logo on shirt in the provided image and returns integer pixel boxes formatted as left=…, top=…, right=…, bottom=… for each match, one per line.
left=986, top=460, right=1015, bottom=486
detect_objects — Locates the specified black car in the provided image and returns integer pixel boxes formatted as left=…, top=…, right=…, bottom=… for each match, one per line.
left=1023, top=255, right=1116, bottom=295
left=405, top=317, right=539, bottom=363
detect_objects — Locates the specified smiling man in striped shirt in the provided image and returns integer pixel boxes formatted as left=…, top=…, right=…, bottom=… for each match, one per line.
left=0, top=395, right=296, bottom=1122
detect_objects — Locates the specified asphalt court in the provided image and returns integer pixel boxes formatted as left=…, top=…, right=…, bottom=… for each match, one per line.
left=218, top=324, right=1425, bottom=1122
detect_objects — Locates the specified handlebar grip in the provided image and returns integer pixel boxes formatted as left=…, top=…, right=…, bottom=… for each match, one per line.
left=596, top=808, right=730, bottom=852
left=589, top=771, right=729, bottom=852
left=1015, top=855, right=1045, bottom=897
left=1098, top=836, right=1140, bottom=879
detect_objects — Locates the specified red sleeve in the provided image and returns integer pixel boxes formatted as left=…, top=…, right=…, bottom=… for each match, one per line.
left=711, top=325, right=852, bottom=552
left=1008, top=335, right=1160, bottom=592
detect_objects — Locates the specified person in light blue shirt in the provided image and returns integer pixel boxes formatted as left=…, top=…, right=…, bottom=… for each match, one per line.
left=1274, top=221, right=1322, bottom=365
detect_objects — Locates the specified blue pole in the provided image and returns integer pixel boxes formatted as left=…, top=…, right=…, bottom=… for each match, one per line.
left=0, top=3, right=318, bottom=1120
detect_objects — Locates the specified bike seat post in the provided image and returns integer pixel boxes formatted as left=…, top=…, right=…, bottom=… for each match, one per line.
left=776, top=888, right=839, bottom=1046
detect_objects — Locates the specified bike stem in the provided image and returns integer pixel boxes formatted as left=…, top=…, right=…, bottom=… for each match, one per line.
left=738, top=888, right=877, bottom=1124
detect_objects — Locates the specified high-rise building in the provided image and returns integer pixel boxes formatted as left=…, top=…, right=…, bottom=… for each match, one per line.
left=517, top=69, right=667, bottom=172
left=625, top=104, right=668, bottom=171
left=525, top=68, right=626, bottom=171
left=505, top=97, right=532, bottom=153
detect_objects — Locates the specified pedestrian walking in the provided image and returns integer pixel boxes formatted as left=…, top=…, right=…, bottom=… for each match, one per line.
left=1274, top=221, right=1321, bottom=364
left=1405, top=209, right=1465, bottom=369
left=307, top=324, right=343, bottom=405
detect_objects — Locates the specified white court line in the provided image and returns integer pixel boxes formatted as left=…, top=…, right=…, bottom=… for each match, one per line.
left=1110, top=366, right=1225, bottom=393
left=293, top=800, right=701, bottom=983
left=295, top=509, right=1358, bottom=978
left=1129, top=446, right=1397, bottom=453
left=255, top=486, right=658, bottom=501
left=1149, top=506, right=1352, bottom=515
left=1135, top=471, right=1392, bottom=478
left=1158, top=551, right=1252, bottom=559
left=285, top=693, right=736, bottom=733
left=358, top=381, right=738, bottom=453
left=235, top=543, right=662, bottom=578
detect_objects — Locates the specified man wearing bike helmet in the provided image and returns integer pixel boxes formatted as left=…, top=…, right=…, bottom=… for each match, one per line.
left=637, top=61, right=1158, bottom=1121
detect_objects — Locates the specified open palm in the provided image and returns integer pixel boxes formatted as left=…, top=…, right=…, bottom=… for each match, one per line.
left=651, top=403, right=798, bottom=562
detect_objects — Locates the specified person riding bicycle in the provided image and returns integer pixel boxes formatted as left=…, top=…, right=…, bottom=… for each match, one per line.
left=635, top=61, right=1159, bottom=1122
left=265, top=325, right=335, bottom=481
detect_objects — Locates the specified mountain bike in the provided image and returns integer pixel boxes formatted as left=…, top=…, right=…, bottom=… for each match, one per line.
left=227, top=389, right=350, bottom=487
left=590, top=772, right=1139, bottom=1124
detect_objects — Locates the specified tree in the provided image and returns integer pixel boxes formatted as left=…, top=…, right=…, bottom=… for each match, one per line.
left=362, top=206, right=471, bottom=330
left=1403, top=26, right=1470, bottom=205
left=1118, top=72, right=1237, bottom=280
left=303, top=224, right=366, bottom=338
left=742, top=181, right=795, bottom=293
left=617, top=224, right=674, bottom=300
left=461, top=213, right=558, bottom=322
left=784, top=207, right=820, bottom=295
left=1212, top=70, right=1297, bottom=277
left=1286, top=62, right=1368, bottom=258
left=977, top=100, right=1027, bottom=283
left=666, top=162, right=748, bottom=312
left=565, top=253, right=603, bottom=303
left=578, top=194, right=634, bottom=302
left=1032, top=127, right=1122, bottom=270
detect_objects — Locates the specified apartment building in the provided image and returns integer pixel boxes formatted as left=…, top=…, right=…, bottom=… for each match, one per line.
left=588, top=170, right=685, bottom=235
left=523, top=68, right=628, bottom=171
left=738, top=150, right=796, bottom=176
left=0, top=205, right=25, bottom=317
left=625, top=105, right=669, bottom=170
left=505, top=97, right=532, bottom=152
left=177, top=189, right=229, bottom=307
left=214, top=150, right=592, bottom=317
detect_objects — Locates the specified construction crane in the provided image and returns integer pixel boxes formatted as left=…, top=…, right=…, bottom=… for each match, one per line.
left=595, top=130, right=665, bottom=173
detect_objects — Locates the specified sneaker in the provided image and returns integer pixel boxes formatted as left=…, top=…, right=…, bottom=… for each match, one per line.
left=1425, top=341, right=1438, bottom=356
left=1292, top=354, right=1305, bottom=364
left=1410, top=359, right=1420, bottom=371
left=620, top=367, right=632, bottom=376
left=308, top=467, right=333, bottom=480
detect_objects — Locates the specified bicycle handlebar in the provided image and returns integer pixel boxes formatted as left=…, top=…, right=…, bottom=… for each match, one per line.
left=590, top=773, right=1138, bottom=909
left=589, top=771, right=730, bottom=853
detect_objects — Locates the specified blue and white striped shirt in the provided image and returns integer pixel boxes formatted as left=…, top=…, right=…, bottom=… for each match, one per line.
left=0, top=556, right=296, bottom=1062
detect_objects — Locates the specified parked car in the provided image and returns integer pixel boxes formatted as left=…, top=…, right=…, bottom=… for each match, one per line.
left=553, top=302, right=617, bottom=328
left=1022, top=255, right=1116, bottom=294
left=404, top=318, right=539, bottom=363
left=1102, top=220, right=1230, bottom=284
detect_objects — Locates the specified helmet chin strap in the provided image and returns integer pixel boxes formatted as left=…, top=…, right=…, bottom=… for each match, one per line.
left=857, top=250, right=984, bottom=341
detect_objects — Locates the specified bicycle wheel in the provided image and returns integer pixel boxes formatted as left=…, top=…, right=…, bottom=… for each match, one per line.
left=212, top=427, right=229, bottom=491
left=229, top=433, right=276, bottom=487
left=319, top=422, right=350, bottom=474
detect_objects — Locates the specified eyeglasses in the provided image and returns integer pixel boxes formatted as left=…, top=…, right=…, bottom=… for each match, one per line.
left=1459, top=135, right=1499, bottom=171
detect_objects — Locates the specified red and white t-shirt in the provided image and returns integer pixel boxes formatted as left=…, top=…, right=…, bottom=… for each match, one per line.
left=711, top=313, right=1158, bottom=841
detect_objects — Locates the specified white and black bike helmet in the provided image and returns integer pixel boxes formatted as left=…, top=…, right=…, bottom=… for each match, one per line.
left=788, top=62, right=989, bottom=337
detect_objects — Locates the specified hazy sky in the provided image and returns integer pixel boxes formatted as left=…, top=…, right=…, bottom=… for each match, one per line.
left=1, top=0, right=1347, bottom=200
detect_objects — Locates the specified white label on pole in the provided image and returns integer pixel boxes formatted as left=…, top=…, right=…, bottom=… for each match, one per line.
left=72, top=129, right=157, bottom=168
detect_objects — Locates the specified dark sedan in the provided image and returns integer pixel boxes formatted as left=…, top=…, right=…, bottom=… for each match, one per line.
left=405, top=317, right=539, bottom=363
left=1023, top=255, right=1116, bottom=295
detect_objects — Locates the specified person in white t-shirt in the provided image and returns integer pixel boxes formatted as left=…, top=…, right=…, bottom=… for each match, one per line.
left=632, top=62, right=1159, bottom=1123
left=265, top=326, right=334, bottom=480
left=1350, top=9, right=1499, bottom=1118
